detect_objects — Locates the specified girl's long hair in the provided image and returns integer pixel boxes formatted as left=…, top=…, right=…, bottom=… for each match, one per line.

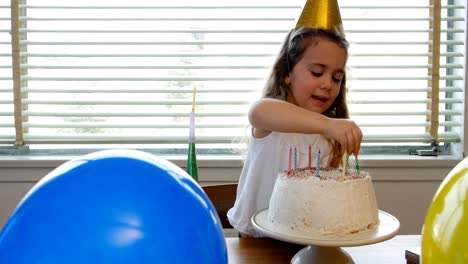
left=262, top=27, right=350, bottom=168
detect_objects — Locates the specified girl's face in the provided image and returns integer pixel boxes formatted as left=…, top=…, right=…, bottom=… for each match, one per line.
left=285, top=37, right=347, bottom=114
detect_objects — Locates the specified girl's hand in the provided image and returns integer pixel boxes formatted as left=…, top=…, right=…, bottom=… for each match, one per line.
left=325, top=119, right=362, bottom=156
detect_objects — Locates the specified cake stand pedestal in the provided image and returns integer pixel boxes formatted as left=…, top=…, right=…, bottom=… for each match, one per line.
left=252, top=209, right=400, bottom=264
left=291, top=246, right=354, bottom=264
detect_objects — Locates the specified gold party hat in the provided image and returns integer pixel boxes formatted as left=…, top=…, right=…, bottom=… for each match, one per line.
left=295, top=0, right=344, bottom=34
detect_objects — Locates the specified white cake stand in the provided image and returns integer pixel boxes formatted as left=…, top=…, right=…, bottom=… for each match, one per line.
left=252, top=209, right=400, bottom=264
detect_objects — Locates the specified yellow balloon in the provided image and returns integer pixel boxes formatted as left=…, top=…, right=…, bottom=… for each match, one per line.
left=421, top=157, right=468, bottom=263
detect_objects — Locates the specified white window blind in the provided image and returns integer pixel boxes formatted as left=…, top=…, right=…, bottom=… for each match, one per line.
left=0, top=2, right=13, bottom=146
left=0, top=0, right=466, bottom=155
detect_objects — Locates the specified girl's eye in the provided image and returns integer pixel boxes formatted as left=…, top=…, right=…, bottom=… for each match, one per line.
left=332, top=76, right=342, bottom=83
left=311, top=71, right=322, bottom=77
left=333, top=74, right=344, bottom=83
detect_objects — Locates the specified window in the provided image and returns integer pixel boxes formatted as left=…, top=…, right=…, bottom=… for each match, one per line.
left=0, top=0, right=466, bottom=157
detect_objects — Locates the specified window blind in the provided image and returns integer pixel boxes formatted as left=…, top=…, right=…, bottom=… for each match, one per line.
left=1, top=0, right=466, bottom=155
left=0, top=3, right=13, bottom=146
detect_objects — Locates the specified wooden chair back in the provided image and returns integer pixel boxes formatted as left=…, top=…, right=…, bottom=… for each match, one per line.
left=202, top=183, right=238, bottom=229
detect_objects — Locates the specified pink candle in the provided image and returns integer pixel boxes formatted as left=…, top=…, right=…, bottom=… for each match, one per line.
left=288, top=146, right=292, bottom=174
left=308, top=144, right=311, bottom=169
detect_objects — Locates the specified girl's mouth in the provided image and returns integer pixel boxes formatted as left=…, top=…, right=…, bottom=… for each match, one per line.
left=311, top=95, right=328, bottom=104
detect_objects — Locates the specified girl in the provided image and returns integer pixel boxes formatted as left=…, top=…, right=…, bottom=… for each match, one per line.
left=227, top=27, right=363, bottom=237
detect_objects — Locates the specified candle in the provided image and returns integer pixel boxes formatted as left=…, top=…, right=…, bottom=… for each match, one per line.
left=342, top=151, right=347, bottom=180
left=187, top=84, right=198, bottom=181
left=308, top=144, right=311, bottom=169
left=315, top=149, right=321, bottom=177
left=294, top=146, right=297, bottom=171
left=355, top=155, right=361, bottom=173
left=188, top=85, right=196, bottom=144
left=346, top=155, right=349, bottom=171
left=288, top=146, right=292, bottom=174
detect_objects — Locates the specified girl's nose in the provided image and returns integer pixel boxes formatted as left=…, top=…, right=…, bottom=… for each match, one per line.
left=320, top=77, right=332, bottom=90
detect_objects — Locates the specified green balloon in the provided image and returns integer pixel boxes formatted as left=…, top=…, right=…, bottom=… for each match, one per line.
left=421, top=157, right=468, bottom=263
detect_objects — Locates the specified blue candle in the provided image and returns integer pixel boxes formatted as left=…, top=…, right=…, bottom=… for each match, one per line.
left=294, top=146, right=297, bottom=171
left=315, top=149, right=321, bottom=177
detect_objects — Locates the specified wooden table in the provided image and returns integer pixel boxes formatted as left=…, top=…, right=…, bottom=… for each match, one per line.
left=226, top=235, right=420, bottom=264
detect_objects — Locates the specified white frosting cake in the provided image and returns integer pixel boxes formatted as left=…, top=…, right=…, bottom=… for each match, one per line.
left=267, top=167, right=379, bottom=236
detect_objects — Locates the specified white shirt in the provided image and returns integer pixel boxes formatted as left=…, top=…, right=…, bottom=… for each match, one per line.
left=227, top=129, right=332, bottom=237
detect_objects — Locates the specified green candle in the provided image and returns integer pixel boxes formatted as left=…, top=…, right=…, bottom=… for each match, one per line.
left=355, top=155, right=361, bottom=173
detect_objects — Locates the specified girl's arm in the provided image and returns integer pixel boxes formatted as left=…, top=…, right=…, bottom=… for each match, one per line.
left=249, top=98, right=362, bottom=156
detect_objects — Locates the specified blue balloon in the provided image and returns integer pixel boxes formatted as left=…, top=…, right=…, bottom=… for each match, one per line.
left=0, top=149, right=227, bottom=264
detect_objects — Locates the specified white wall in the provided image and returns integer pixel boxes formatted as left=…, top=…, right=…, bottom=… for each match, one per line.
left=0, top=156, right=461, bottom=235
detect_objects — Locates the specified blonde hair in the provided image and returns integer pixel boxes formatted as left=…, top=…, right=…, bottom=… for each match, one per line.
left=262, top=27, right=350, bottom=168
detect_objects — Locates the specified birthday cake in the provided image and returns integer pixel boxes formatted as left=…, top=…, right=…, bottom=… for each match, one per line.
left=267, top=167, right=379, bottom=237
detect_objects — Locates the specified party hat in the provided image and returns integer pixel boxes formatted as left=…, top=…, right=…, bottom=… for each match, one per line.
left=295, top=0, right=344, bottom=34
left=187, top=85, right=199, bottom=182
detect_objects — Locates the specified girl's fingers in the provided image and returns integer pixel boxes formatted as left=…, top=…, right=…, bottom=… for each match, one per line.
left=353, top=128, right=361, bottom=155
left=346, top=132, right=354, bottom=155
